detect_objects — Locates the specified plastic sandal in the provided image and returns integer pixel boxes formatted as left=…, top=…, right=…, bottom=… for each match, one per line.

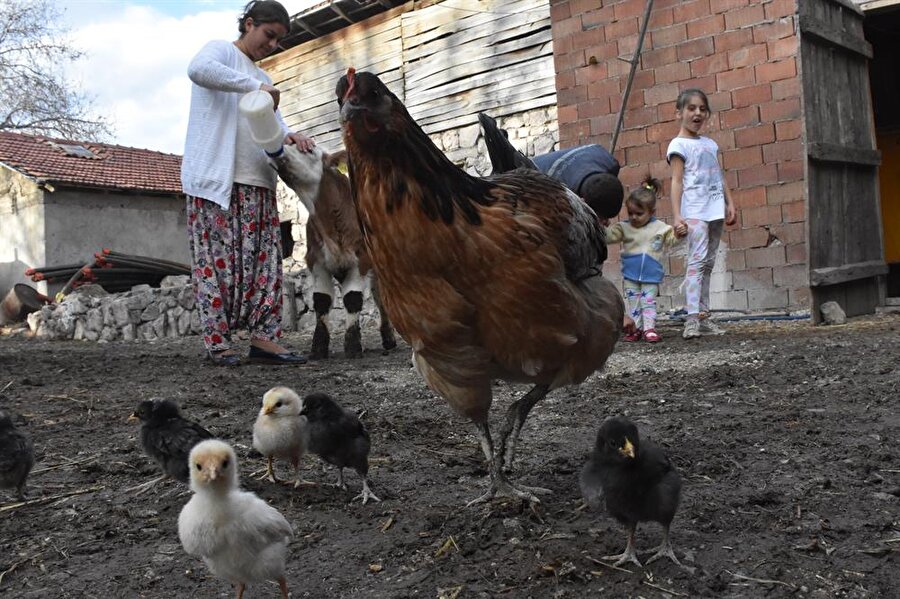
left=643, top=329, right=661, bottom=343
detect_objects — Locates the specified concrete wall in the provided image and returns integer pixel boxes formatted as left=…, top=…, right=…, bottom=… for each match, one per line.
left=0, top=165, right=190, bottom=300
left=0, top=168, right=47, bottom=301
left=549, top=0, right=807, bottom=313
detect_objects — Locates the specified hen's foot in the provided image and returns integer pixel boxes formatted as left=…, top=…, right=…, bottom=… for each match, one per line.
left=646, top=540, right=683, bottom=567
left=603, top=547, right=643, bottom=568
left=465, top=477, right=550, bottom=507
left=353, top=480, right=381, bottom=504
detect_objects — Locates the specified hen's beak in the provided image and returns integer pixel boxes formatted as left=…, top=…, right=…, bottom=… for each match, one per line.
left=127, top=413, right=138, bottom=423
left=619, top=438, right=635, bottom=459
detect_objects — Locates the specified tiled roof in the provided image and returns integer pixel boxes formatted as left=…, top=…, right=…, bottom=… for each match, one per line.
left=0, top=131, right=183, bottom=195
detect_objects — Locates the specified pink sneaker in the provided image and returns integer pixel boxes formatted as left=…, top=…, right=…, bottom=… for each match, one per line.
left=643, top=329, right=661, bottom=343
left=622, top=330, right=642, bottom=342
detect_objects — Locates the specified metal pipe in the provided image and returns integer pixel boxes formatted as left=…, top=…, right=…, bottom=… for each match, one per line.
left=610, top=0, right=655, bottom=154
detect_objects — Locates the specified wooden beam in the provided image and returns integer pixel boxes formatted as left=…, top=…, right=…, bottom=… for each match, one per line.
left=799, top=14, right=873, bottom=59
left=810, top=260, right=888, bottom=287
left=332, top=4, right=355, bottom=23
left=293, top=17, right=322, bottom=37
left=807, top=142, right=881, bottom=166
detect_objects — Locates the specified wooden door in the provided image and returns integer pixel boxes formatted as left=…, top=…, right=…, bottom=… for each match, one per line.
left=800, top=0, right=887, bottom=320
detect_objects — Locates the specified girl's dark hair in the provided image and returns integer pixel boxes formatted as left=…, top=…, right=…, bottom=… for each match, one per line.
left=627, top=176, right=661, bottom=211
left=675, top=88, right=710, bottom=112
left=238, top=1, right=291, bottom=35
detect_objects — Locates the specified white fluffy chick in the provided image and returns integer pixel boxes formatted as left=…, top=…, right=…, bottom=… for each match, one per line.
left=178, top=440, right=293, bottom=599
left=253, top=386, right=310, bottom=487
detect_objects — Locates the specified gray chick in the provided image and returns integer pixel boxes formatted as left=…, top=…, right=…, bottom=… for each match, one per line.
left=0, top=410, right=35, bottom=499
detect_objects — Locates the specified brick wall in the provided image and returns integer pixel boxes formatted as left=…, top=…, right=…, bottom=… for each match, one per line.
left=550, top=0, right=807, bottom=313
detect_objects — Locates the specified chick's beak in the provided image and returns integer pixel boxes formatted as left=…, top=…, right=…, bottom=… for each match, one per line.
left=262, top=406, right=274, bottom=415
left=619, top=438, right=635, bottom=459
left=127, top=413, right=138, bottom=423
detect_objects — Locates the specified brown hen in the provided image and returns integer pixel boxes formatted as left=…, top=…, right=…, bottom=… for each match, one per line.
left=336, top=68, right=623, bottom=504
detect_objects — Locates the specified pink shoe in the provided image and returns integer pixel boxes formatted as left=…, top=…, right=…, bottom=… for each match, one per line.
left=643, top=329, right=661, bottom=343
left=622, top=330, right=642, bottom=342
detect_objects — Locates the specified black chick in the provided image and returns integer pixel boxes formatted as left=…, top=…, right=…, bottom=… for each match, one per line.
left=128, top=399, right=213, bottom=494
left=299, top=392, right=379, bottom=504
left=0, top=410, right=34, bottom=500
left=580, top=416, right=682, bottom=568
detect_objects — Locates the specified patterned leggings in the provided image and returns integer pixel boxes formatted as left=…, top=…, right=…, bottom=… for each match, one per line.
left=187, top=184, right=284, bottom=353
left=624, top=280, right=659, bottom=331
left=684, top=219, right=724, bottom=316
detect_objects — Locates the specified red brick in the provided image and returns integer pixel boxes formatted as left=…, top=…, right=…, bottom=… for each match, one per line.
left=553, top=15, right=584, bottom=37
left=738, top=163, right=778, bottom=187
left=775, top=119, right=801, bottom=140
left=682, top=76, right=717, bottom=98
left=717, top=66, right=757, bottom=91
left=725, top=5, right=766, bottom=29
left=581, top=5, right=616, bottom=28
left=558, top=104, right=578, bottom=125
left=651, top=23, right=687, bottom=48
left=726, top=249, right=747, bottom=271
left=625, top=87, right=645, bottom=110
left=723, top=146, right=763, bottom=170
left=624, top=106, right=656, bottom=129
left=605, top=56, right=633, bottom=77
left=554, top=50, right=586, bottom=72
left=649, top=6, right=674, bottom=29
left=771, top=78, right=800, bottom=100
left=584, top=40, right=618, bottom=62
left=770, top=222, right=806, bottom=245
left=677, top=37, right=715, bottom=61
left=708, top=91, right=733, bottom=113
left=618, top=128, right=647, bottom=148
left=647, top=121, right=680, bottom=143
left=573, top=27, right=607, bottom=50
left=645, top=82, right=681, bottom=107
left=766, top=0, right=798, bottom=20
left=687, top=14, right=725, bottom=39
left=549, top=0, right=571, bottom=22
left=577, top=99, right=610, bottom=120
left=607, top=17, right=640, bottom=39
left=786, top=242, right=807, bottom=264
left=691, top=53, right=730, bottom=78
left=710, top=0, right=750, bottom=13
left=556, top=68, right=576, bottom=90
left=733, top=267, right=774, bottom=290
left=756, top=58, right=796, bottom=83
left=781, top=200, right=805, bottom=223
left=733, top=84, right=773, bottom=109
left=732, top=186, right=767, bottom=209
left=554, top=34, right=574, bottom=55
left=762, top=138, right=802, bottom=163
left=625, top=143, right=661, bottom=165
left=735, top=123, right=775, bottom=147
left=768, top=36, right=797, bottom=60
left=674, top=0, right=712, bottom=22
left=752, top=18, right=796, bottom=43
left=575, top=63, right=609, bottom=88
left=629, top=70, right=656, bottom=91
left=589, top=113, right=617, bottom=136
left=760, top=97, right=801, bottom=122
left=587, top=77, right=618, bottom=100
left=614, top=0, right=647, bottom=19
left=721, top=105, right=760, bottom=129
left=570, top=0, right=600, bottom=15
left=560, top=119, right=591, bottom=144
left=729, top=44, right=769, bottom=70
left=746, top=246, right=786, bottom=268
left=777, top=160, right=804, bottom=183
left=654, top=61, right=692, bottom=84
left=558, top=85, right=588, bottom=107
left=767, top=181, right=804, bottom=205
left=642, top=46, right=678, bottom=69
left=741, top=205, right=783, bottom=227
left=715, top=29, right=754, bottom=53
left=730, top=227, right=769, bottom=249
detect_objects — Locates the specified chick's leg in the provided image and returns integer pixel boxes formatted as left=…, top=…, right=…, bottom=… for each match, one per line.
left=603, top=523, right=643, bottom=568
left=646, top=524, right=682, bottom=566
left=235, top=582, right=245, bottom=599
left=265, top=456, right=278, bottom=484
left=278, top=576, right=289, bottom=599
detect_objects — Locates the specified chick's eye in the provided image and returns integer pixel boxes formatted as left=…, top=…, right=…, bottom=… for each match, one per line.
left=607, top=439, right=618, bottom=449
left=275, top=401, right=282, bottom=407
left=195, top=463, right=202, bottom=470
left=222, top=459, right=229, bottom=468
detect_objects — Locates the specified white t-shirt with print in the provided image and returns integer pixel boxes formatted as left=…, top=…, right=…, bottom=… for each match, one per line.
left=666, top=136, right=725, bottom=221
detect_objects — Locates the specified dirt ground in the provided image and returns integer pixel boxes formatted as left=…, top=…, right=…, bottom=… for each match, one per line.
left=0, top=313, right=898, bottom=598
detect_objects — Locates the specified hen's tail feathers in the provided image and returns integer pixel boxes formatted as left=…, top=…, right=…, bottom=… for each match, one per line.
left=478, top=113, right=538, bottom=175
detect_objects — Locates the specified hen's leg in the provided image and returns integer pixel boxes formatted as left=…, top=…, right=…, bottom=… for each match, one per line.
left=466, top=421, right=547, bottom=506
left=502, top=384, right=550, bottom=471
left=603, top=523, right=643, bottom=568
left=278, top=577, right=289, bottom=599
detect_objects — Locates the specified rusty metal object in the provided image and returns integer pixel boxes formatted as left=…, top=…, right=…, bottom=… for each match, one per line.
left=1, top=284, right=51, bottom=324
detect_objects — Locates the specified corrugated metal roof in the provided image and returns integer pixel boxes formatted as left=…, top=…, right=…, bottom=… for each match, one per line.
left=277, top=0, right=407, bottom=50
left=0, top=131, right=182, bottom=195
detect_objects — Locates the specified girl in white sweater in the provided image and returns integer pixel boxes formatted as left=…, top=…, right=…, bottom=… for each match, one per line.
left=181, top=1, right=315, bottom=366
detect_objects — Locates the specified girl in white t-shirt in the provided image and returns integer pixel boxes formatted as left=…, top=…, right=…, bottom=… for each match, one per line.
left=666, top=89, right=737, bottom=340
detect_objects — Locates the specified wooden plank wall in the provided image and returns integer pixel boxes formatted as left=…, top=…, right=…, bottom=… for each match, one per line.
left=800, top=0, right=885, bottom=318
left=260, top=0, right=555, bottom=152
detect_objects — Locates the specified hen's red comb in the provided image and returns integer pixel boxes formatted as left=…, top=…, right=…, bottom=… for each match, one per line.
left=343, top=67, right=356, bottom=102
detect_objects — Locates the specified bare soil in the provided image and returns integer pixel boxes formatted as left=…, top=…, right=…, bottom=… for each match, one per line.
left=0, top=314, right=898, bottom=598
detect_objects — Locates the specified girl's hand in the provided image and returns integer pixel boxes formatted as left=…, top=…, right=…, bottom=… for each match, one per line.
left=260, top=83, right=281, bottom=110
left=725, top=203, right=737, bottom=226
left=674, top=217, right=688, bottom=237
left=285, top=132, right=316, bottom=152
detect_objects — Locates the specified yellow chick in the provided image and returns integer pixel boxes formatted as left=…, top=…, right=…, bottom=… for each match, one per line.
left=178, top=440, right=292, bottom=599
left=253, top=386, right=310, bottom=487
